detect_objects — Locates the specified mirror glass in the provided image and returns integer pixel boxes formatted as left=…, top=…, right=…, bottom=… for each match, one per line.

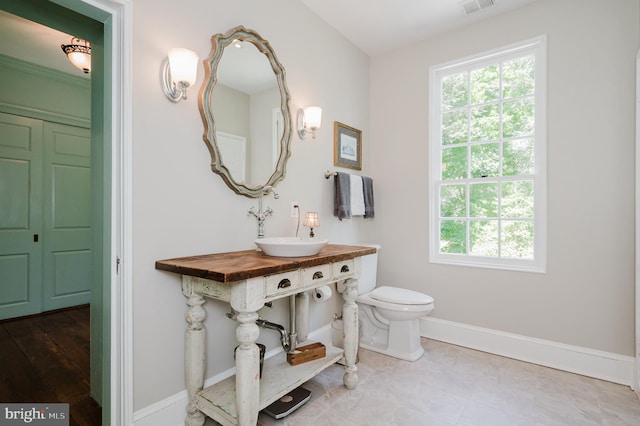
left=199, top=26, right=292, bottom=197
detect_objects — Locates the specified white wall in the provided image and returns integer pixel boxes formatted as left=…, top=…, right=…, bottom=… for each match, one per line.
left=131, top=0, right=369, bottom=410
left=370, top=0, right=638, bottom=357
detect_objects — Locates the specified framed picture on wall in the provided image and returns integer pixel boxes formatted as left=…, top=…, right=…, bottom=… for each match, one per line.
left=334, top=121, right=362, bottom=170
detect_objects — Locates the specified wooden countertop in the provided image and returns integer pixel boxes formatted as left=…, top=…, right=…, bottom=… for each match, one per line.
left=155, top=244, right=377, bottom=283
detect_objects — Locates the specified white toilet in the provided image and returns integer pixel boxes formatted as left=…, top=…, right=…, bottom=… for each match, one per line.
left=355, top=244, right=434, bottom=361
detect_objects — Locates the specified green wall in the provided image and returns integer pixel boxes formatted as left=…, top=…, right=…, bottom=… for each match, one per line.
left=0, top=53, right=90, bottom=126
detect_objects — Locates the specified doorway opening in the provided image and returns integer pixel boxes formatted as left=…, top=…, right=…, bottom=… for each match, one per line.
left=0, top=11, right=96, bottom=423
left=0, top=0, right=115, bottom=423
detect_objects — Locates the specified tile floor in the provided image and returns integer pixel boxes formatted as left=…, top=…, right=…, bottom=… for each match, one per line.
left=208, top=339, right=640, bottom=425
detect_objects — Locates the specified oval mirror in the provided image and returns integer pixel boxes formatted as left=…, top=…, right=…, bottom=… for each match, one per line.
left=198, top=26, right=292, bottom=197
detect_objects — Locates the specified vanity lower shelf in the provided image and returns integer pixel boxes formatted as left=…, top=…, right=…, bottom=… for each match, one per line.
left=195, top=344, right=344, bottom=426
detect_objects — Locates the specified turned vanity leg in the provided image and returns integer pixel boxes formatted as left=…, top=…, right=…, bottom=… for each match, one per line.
left=342, top=278, right=359, bottom=389
left=183, top=285, right=207, bottom=426
left=235, top=311, right=260, bottom=426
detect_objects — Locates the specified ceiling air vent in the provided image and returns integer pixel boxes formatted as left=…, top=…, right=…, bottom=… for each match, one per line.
left=460, top=0, right=496, bottom=15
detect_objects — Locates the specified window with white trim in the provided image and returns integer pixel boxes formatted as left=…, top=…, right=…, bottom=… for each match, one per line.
left=429, top=37, right=546, bottom=272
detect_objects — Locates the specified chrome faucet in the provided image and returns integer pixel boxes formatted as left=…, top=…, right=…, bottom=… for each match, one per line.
left=248, top=186, right=279, bottom=239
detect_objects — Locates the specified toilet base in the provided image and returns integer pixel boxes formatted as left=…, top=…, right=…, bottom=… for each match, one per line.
left=359, top=341, right=424, bottom=362
left=358, top=304, right=426, bottom=362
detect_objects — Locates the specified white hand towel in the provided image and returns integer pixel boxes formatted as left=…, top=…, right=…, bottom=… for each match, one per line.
left=350, top=174, right=365, bottom=216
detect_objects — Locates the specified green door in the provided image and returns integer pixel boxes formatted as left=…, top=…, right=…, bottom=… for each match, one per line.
left=0, top=113, right=90, bottom=320
left=0, top=112, right=44, bottom=319
left=42, top=122, right=91, bottom=311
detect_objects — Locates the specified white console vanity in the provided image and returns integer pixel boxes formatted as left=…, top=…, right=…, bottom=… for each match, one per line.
left=156, top=244, right=376, bottom=426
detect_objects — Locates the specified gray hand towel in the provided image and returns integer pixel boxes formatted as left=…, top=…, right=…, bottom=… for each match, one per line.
left=362, top=176, right=375, bottom=218
left=334, top=172, right=351, bottom=220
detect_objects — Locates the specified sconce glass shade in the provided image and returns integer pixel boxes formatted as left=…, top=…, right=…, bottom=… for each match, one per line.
left=297, top=106, right=322, bottom=139
left=61, top=37, right=91, bottom=74
left=304, top=212, right=319, bottom=237
left=168, top=48, right=198, bottom=86
left=304, top=106, right=322, bottom=129
left=162, top=48, right=199, bottom=102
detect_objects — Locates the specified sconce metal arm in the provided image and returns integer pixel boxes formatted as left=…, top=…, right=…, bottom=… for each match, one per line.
left=161, top=57, right=189, bottom=102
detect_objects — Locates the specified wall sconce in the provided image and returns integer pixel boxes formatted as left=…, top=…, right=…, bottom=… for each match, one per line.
left=297, top=106, right=322, bottom=139
left=161, top=48, right=199, bottom=103
left=60, top=37, right=91, bottom=74
left=303, top=212, right=319, bottom=238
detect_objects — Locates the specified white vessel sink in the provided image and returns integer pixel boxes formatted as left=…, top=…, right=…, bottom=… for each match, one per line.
left=254, top=237, right=328, bottom=257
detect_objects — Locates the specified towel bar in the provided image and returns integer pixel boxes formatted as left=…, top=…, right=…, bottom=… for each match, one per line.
left=324, top=170, right=337, bottom=179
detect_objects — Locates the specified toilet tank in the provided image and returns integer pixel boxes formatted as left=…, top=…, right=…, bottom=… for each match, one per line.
left=356, top=243, right=381, bottom=294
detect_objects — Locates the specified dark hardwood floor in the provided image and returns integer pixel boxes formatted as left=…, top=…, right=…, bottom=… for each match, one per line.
left=0, top=305, right=102, bottom=425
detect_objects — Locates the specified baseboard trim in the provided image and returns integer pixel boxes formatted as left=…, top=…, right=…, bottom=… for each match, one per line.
left=132, top=325, right=334, bottom=426
left=420, top=317, right=635, bottom=386
left=132, top=388, right=190, bottom=426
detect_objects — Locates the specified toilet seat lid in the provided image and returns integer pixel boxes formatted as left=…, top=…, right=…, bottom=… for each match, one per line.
left=369, top=286, right=434, bottom=305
